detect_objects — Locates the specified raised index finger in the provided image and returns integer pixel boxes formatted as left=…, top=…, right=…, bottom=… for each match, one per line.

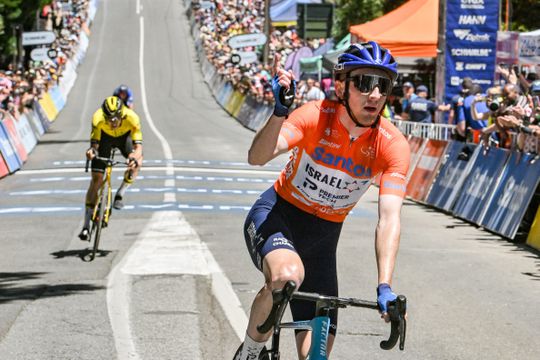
left=272, top=52, right=281, bottom=77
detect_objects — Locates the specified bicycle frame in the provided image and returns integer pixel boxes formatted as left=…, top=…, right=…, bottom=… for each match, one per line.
left=84, top=149, right=124, bottom=261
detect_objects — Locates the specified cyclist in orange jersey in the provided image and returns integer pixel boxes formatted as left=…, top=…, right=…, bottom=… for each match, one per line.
left=236, top=41, right=410, bottom=360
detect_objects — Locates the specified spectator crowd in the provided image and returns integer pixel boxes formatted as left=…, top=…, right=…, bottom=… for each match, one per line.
left=0, top=0, right=91, bottom=121
left=192, top=0, right=327, bottom=105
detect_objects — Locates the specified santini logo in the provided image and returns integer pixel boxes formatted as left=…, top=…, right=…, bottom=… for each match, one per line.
left=453, top=29, right=490, bottom=42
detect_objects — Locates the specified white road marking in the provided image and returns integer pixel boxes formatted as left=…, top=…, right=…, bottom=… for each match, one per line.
left=121, top=211, right=248, bottom=338
left=16, top=166, right=280, bottom=176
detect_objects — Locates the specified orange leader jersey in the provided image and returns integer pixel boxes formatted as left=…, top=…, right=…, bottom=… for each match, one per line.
left=275, top=100, right=410, bottom=223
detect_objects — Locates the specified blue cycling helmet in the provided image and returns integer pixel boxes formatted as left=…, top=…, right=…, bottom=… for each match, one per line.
left=334, top=41, right=398, bottom=81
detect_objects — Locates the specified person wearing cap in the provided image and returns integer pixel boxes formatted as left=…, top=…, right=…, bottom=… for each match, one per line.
left=405, top=85, right=450, bottom=124
left=235, top=41, right=410, bottom=360
left=399, top=81, right=417, bottom=119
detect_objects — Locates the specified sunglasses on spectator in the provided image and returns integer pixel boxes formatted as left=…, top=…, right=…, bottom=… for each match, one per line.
left=349, top=74, right=392, bottom=96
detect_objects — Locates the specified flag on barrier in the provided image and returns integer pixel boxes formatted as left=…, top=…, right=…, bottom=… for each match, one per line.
left=452, top=146, right=510, bottom=225
left=481, top=152, right=540, bottom=239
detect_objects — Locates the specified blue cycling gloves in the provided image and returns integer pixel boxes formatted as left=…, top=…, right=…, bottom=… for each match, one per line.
left=377, top=283, right=397, bottom=314
left=272, top=75, right=296, bottom=117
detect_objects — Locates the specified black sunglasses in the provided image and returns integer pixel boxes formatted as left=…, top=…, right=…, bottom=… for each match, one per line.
left=349, top=74, right=392, bottom=96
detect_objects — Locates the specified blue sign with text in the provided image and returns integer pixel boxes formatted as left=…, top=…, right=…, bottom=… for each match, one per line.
left=425, top=141, right=477, bottom=211
left=445, top=0, right=500, bottom=104
left=452, top=147, right=509, bottom=224
left=481, top=152, right=540, bottom=239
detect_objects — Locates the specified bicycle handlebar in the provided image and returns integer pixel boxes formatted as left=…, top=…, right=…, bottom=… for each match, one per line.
left=257, top=281, right=407, bottom=351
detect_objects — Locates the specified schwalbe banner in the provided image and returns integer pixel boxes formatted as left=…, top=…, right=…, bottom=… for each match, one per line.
left=445, top=0, right=500, bottom=104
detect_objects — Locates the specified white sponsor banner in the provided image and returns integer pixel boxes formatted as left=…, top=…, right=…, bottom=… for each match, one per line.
left=30, top=47, right=52, bottom=62
left=228, top=33, right=267, bottom=49
left=22, top=31, right=56, bottom=46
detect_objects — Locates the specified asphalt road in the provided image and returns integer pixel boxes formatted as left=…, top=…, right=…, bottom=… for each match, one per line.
left=0, top=0, right=538, bottom=359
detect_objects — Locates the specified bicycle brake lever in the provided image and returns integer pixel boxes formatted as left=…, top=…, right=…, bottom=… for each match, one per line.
left=279, top=87, right=295, bottom=108
left=379, top=295, right=406, bottom=351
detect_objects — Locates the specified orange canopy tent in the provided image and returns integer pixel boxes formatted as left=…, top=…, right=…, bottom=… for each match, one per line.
left=349, top=0, right=439, bottom=58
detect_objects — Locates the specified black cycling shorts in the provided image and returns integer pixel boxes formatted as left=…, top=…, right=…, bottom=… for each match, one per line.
left=91, top=132, right=134, bottom=172
left=244, top=186, right=343, bottom=335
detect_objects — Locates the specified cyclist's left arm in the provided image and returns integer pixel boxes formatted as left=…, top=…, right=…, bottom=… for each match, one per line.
left=375, top=135, right=410, bottom=289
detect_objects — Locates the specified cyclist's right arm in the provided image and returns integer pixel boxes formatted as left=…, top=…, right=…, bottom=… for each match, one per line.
left=87, top=111, right=102, bottom=160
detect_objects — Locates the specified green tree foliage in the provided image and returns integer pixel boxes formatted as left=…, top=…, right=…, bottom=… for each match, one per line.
left=503, top=0, right=540, bottom=32
left=332, top=0, right=384, bottom=41
left=0, top=0, right=52, bottom=67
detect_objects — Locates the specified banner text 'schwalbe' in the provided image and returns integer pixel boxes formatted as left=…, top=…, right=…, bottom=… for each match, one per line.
left=91, top=183, right=108, bottom=259
left=233, top=343, right=270, bottom=360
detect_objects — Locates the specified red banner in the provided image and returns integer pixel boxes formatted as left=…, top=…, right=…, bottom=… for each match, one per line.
left=407, top=139, right=449, bottom=201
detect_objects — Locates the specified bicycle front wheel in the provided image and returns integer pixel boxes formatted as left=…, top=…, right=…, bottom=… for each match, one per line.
left=90, top=184, right=108, bottom=260
left=233, top=343, right=270, bottom=360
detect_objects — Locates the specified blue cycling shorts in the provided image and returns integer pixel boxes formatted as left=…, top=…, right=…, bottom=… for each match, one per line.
left=244, top=186, right=343, bottom=334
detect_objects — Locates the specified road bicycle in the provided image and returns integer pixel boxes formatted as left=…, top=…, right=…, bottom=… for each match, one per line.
left=83, top=149, right=126, bottom=261
left=233, top=281, right=406, bottom=359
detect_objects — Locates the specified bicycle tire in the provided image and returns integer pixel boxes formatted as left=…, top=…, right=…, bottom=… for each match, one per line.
left=233, top=343, right=270, bottom=360
left=90, top=184, right=108, bottom=260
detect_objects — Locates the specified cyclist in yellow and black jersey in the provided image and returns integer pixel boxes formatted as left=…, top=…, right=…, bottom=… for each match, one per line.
left=78, top=96, right=143, bottom=241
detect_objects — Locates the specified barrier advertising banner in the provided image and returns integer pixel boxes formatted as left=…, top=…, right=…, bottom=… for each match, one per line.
left=481, top=152, right=540, bottom=239
left=33, top=99, right=52, bottom=131
left=26, top=110, right=45, bottom=137
left=14, top=114, right=38, bottom=154
left=0, top=153, right=8, bottom=178
left=0, top=124, right=21, bottom=172
left=426, top=142, right=478, bottom=211
left=452, top=147, right=509, bottom=224
left=407, top=140, right=449, bottom=202
left=1, top=116, right=28, bottom=163
left=406, top=136, right=427, bottom=180
left=526, top=206, right=540, bottom=250
left=444, top=0, right=499, bottom=104
left=38, top=92, right=59, bottom=121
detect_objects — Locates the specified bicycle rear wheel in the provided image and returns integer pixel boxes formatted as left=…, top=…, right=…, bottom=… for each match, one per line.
left=90, top=184, right=108, bottom=261
left=233, top=343, right=270, bottom=360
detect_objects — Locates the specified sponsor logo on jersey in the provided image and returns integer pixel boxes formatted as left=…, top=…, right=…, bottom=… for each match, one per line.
left=360, top=146, right=376, bottom=159
left=318, top=138, right=341, bottom=149
left=458, top=15, right=486, bottom=25
left=311, top=147, right=372, bottom=177
left=451, top=48, right=492, bottom=57
left=390, top=172, right=407, bottom=180
left=378, top=126, right=393, bottom=140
